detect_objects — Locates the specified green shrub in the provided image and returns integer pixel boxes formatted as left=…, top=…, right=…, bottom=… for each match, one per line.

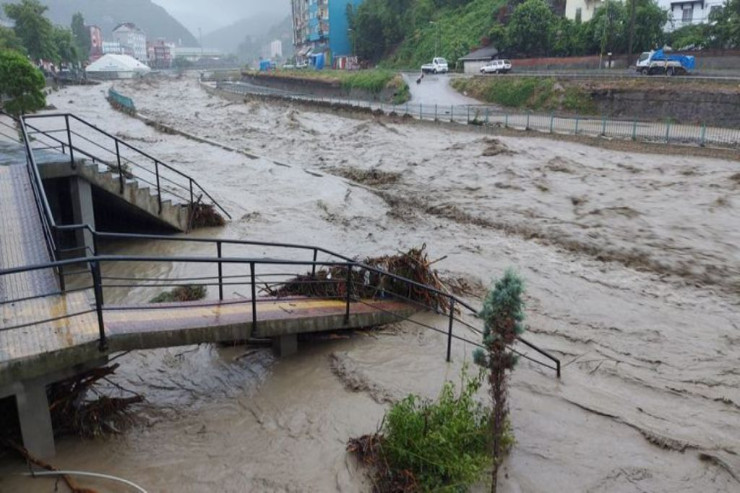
left=150, top=284, right=206, bottom=303
left=349, top=366, right=494, bottom=491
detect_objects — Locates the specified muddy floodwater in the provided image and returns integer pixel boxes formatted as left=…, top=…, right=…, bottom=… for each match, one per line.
left=1, top=75, right=739, bottom=492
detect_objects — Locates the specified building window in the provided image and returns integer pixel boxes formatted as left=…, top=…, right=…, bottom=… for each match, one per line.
left=575, top=8, right=582, bottom=23
left=682, top=5, right=693, bottom=23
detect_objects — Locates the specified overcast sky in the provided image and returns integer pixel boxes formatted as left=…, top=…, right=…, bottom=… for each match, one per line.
left=152, top=0, right=289, bottom=35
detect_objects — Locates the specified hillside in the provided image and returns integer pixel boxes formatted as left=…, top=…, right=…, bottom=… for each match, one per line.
left=353, top=0, right=506, bottom=69
left=202, top=12, right=285, bottom=54
left=0, top=0, right=198, bottom=45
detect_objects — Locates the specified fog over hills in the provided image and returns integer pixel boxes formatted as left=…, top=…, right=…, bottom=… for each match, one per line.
left=0, top=0, right=198, bottom=45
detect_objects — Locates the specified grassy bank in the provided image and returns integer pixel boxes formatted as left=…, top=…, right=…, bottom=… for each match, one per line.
left=246, top=69, right=410, bottom=103
left=452, top=76, right=597, bottom=114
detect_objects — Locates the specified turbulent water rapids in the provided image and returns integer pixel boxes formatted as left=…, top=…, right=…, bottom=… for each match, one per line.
left=1, top=75, right=738, bottom=492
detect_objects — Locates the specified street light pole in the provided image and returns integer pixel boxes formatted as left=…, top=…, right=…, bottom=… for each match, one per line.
left=429, top=21, right=439, bottom=57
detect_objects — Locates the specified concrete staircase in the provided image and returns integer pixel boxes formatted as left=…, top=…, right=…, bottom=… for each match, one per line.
left=39, top=159, right=191, bottom=232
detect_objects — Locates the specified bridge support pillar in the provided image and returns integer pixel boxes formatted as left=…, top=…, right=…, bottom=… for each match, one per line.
left=16, top=380, right=55, bottom=458
left=69, top=176, right=95, bottom=255
left=272, top=334, right=297, bottom=357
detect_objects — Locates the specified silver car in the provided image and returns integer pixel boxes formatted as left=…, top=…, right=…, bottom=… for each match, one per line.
left=480, top=60, right=512, bottom=74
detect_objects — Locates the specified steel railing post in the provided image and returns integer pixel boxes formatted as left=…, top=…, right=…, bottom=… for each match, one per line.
left=526, top=111, right=530, bottom=130
left=345, top=264, right=353, bottom=324
left=154, top=160, right=162, bottom=214
left=91, top=260, right=107, bottom=351
left=115, top=140, right=124, bottom=194
left=450, top=105, right=453, bottom=123
left=217, top=241, right=223, bottom=301
left=446, top=299, right=455, bottom=362
left=435, top=104, right=437, bottom=121
left=549, top=112, right=554, bottom=133
left=189, top=178, right=194, bottom=209
left=65, top=115, right=75, bottom=169
left=574, top=116, right=579, bottom=135
left=311, top=249, right=318, bottom=278
left=601, top=116, right=607, bottom=136
left=700, top=123, right=706, bottom=147
left=54, top=228, right=65, bottom=292
left=665, top=120, right=671, bottom=143
left=467, top=105, right=470, bottom=124
left=632, top=120, right=637, bottom=141
left=250, top=261, right=257, bottom=330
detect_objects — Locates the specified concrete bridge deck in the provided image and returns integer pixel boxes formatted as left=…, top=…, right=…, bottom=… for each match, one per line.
left=1, top=294, right=415, bottom=388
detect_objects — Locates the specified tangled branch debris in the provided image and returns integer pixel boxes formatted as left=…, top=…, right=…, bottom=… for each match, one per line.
left=48, top=364, right=143, bottom=438
left=264, top=245, right=455, bottom=313
left=347, top=434, right=418, bottom=493
left=190, top=203, right=226, bottom=229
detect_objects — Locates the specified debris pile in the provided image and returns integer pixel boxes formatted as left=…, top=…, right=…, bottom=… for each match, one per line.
left=48, top=364, right=143, bottom=438
left=264, top=245, right=454, bottom=313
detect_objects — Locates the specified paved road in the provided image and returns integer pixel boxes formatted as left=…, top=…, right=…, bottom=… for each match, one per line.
left=401, top=73, right=481, bottom=106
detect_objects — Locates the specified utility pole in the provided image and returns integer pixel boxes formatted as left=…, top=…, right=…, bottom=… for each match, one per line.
left=628, top=0, right=637, bottom=66
left=429, top=21, right=439, bottom=57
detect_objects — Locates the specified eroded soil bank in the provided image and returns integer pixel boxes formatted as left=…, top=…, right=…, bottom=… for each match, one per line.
left=0, top=75, right=738, bottom=492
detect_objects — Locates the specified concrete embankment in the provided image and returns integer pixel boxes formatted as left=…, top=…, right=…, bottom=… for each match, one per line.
left=239, top=71, right=408, bottom=104
left=453, top=76, right=740, bottom=127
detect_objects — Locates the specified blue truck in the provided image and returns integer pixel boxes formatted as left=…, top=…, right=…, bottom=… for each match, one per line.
left=636, top=49, right=696, bottom=76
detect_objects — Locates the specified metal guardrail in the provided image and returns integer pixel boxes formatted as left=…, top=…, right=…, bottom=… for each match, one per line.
left=20, top=112, right=231, bottom=222
left=214, top=81, right=739, bottom=149
left=0, top=223, right=561, bottom=378
left=107, top=88, right=136, bottom=112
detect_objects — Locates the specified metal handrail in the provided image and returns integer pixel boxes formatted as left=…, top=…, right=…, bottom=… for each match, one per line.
left=0, top=251, right=561, bottom=377
left=42, top=224, right=562, bottom=376
left=21, top=112, right=231, bottom=220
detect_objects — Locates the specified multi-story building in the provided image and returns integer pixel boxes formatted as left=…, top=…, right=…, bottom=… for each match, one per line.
left=659, top=0, right=725, bottom=30
left=291, top=0, right=364, bottom=65
left=564, top=0, right=604, bottom=22
left=270, top=40, right=283, bottom=59
left=112, top=23, right=147, bottom=63
left=88, top=25, right=103, bottom=61
left=565, top=0, right=724, bottom=30
left=102, top=41, right=125, bottom=55
left=148, top=39, right=174, bottom=69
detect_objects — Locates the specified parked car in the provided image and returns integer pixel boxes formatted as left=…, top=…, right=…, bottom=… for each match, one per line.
left=480, top=60, right=512, bottom=74
left=421, top=57, right=449, bottom=74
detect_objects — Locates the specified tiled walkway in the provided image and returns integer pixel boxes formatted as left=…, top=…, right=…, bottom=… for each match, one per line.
left=0, top=143, right=99, bottom=367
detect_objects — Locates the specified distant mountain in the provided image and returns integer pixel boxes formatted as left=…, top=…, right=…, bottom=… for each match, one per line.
left=236, top=15, right=294, bottom=65
left=202, top=12, right=284, bottom=54
left=0, top=0, right=198, bottom=46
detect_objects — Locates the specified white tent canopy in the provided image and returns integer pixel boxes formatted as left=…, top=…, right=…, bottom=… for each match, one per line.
left=86, top=54, right=151, bottom=77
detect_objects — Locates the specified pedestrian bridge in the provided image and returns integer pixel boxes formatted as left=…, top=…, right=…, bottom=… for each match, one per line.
left=0, top=111, right=560, bottom=459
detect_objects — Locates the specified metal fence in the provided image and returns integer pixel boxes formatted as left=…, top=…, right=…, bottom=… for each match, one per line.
left=214, top=81, right=739, bottom=149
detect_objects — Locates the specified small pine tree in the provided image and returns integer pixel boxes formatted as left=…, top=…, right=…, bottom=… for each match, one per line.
left=473, top=268, right=526, bottom=493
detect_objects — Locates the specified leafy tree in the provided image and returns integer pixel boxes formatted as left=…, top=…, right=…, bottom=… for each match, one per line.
left=3, top=0, right=55, bottom=61
left=0, top=49, right=46, bottom=115
left=507, top=0, right=555, bottom=56
left=711, top=0, right=740, bottom=48
left=71, top=12, right=90, bottom=61
left=473, top=269, right=526, bottom=493
left=0, top=25, right=25, bottom=53
left=51, top=26, right=79, bottom=65
left=628, top=0, right=668, bottom=52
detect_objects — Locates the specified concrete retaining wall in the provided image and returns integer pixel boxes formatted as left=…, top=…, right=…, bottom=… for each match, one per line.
left=592, top=89, right=740, bottom=127
left=241, top=74, right=399, bottom=103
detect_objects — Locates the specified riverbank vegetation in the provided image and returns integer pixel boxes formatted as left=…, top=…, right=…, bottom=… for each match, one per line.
left=246, top=69, right=410, bottom=103
left=348, top=367, right=496, bottom=491
left=452, top=76, right=596, bottom=113
left=348, top=0, right=739, bottom=69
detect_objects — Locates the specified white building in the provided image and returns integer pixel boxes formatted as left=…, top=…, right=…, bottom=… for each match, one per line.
left=270, top=40, right=283, bottom=59
left=102, top=41, right=125, bottom=55
left=565, top=0, right=605, bottom=22
left=112, top=23, right=147, bottom=63
left=659, top=0, right=725, bottom=31
left=565, top=0, right=725, bottom=29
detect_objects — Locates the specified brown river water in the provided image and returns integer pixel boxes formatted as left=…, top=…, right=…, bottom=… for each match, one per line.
left=0, top=75, right=738, bottom=492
